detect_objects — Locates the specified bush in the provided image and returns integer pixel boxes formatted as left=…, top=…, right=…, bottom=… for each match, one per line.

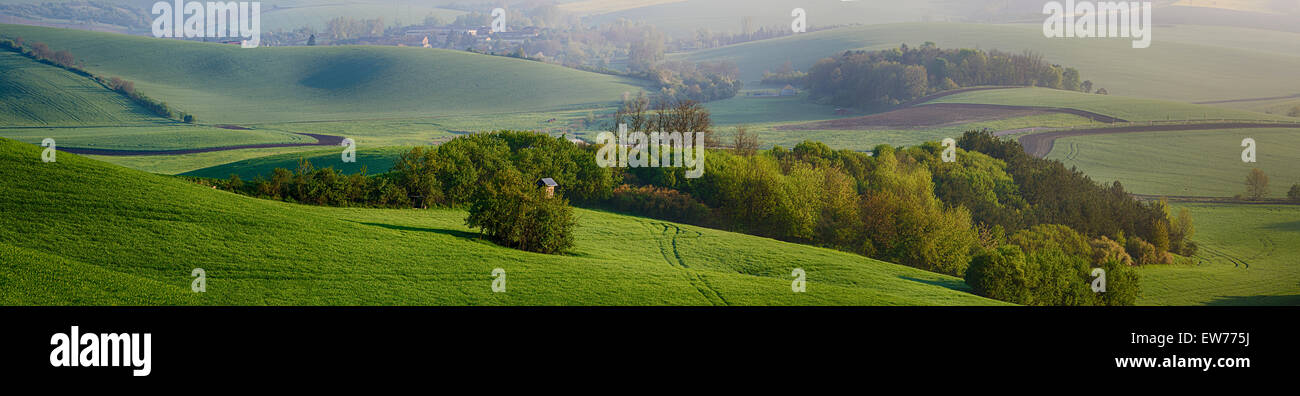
left=1096, top=258, right=1140, bottom=306
left=1089, top=236, right=1133, bottom=267
left=1289, top=184, right=1300, bottom=202
left=1125, top=237, right=1172, bottom=265
left=466, top=169, right=576, bottom=254
left=605, top=185, right=710, bottom=224
left=965, top=245, right=1031, bottom=304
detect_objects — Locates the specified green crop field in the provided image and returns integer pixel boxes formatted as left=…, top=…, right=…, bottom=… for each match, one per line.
left=85, top=146, right=326, bottom=175
left=676, top=23, right=1300, bottom=103
left=1139, top=203, right=1300, bottom=306
left=748, top=112, right=1093, bottom=152
left=0, top=24, right=648, bottom=124
left=928, top=87, right=1292, bottom=123
left=1046, top=127, right=1300, bottom=197
left=183, top=146, right=410, bottom=180
left=0, top=51, right=159, bottom=126
left=0, top=138, right=1001, bottom=305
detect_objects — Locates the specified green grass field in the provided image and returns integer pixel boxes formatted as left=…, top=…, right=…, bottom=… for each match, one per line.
left=929, top=87, right=1292, bottom=123
left=676, top=23, right=1300, bottom=103
left=1047, top=127, right=1300, bottom=197
left=1139, top=203, right=1300, bottom=306
left=749, top=112, right=1093, bottom=152
left=0, top=137, right=1001, bottom=305
left=0, top=24, right=647, bottom=124
left=183, top=146, right=409, bottom=180
left=85, top=146, right=325, bottom=175
left=0, top=51, right=159, bottom=126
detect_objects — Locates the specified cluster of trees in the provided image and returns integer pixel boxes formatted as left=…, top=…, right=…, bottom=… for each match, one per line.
left=201, top=160, right=410, bottom=208
left=602, top=129, right=1184, bottom=304
left=208, top=131, right=611, bottom=253
left=1, top=38, right=193, bottom=122
left=630, top=60, right=744, bottom=103
left=806, top=44, right=1092, bottom=108
left=966, top=227, right=1139, bottom=306
left=957, top=130, right=1195, bottom=259
left=760, top=62, right=806, bottom=86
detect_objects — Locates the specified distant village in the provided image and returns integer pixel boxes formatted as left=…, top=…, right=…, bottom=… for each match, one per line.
left=354, top=25, right=543, bottom=55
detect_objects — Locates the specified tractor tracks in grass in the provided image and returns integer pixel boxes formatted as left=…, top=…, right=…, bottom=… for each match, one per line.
left=645, top=221, right=727, bottom=306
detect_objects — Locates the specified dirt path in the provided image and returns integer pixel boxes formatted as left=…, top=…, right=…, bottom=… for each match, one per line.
left=1017, top=122, right=1300, bottom=158
left=58, top=133, right=345, bottom=156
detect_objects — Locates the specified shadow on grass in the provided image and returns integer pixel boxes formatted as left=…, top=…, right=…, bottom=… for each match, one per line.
left=899, top=275, right=973, bottom=293
left=1206, top=294, right=1300, bottom=306
left=358, top=222, right=479, bottom=239
left=355, top=221, right=595, bottom=258
left=1262, top=220, right=1300, bottom=232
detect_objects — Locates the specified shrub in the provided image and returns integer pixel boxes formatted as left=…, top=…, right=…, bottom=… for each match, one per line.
left=1125, top=237, right=1172, bottom=265
left=1289, top=183, right=1300, bottom=202
left=1089, top=236, right=1133, bottom=267
left=605, top=185, right=710, bottom=224
left=466, top=169, right=576, bottom=254
left=1096, top=258, right=1140, bottom=306
left=965, top=245, right=1031, bottom=304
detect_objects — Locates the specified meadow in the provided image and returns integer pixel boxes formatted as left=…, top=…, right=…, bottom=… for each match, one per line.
left=0, top=137, right=1001, bottom=306
left=1138, top=203, right=1300, bottom=306
left=183, top=146, right=409, bottom=180
left=0, top=24, right=648, bottom=124
left=676, top=23, right=1300, bottom=103
left=928, top=87, right=1294, bottom=123
left=1046, top=127, right=1300, bottom=197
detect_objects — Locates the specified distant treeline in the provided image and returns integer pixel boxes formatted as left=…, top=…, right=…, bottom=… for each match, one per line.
left=805, top=43, right=1097, bottom=108
left=0, top=37, right=193, bottom=123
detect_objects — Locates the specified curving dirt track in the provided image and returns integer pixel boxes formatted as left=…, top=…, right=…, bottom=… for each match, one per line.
left=57, top=133, right=346, bottom=156
left=1017, top=122, right=1300, bottom=158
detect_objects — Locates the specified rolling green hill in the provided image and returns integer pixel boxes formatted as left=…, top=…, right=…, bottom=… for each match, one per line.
left=0, top=50, right=158, bottom=126
left=0, top=49, right=308, bottom=149
left=1046, top=127, right=1300, bottom=198
left=0, top=137, right=1000, bottom=305
left=676, top=23, right=1300, bottom=103
left=0, top=24, right=647, bottom=124
left=1139, top=203, right=1300, bottom=306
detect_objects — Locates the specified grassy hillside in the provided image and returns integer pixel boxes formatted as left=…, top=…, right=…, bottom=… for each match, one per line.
left=0, top=50, right=157, bottom=126
left=183, top=146, right=408, bottom=180
left=1139, top=203, right=1300, bottom=305
left=0, top=24, right=647, bottom=124
left=676, top=23, right=1300, bottom=102
left=1046, top=127, right=1300, bottom=197
left=0, top=138, right=1000, bottom=305
left=929, top=87, right=1292, bottom=122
